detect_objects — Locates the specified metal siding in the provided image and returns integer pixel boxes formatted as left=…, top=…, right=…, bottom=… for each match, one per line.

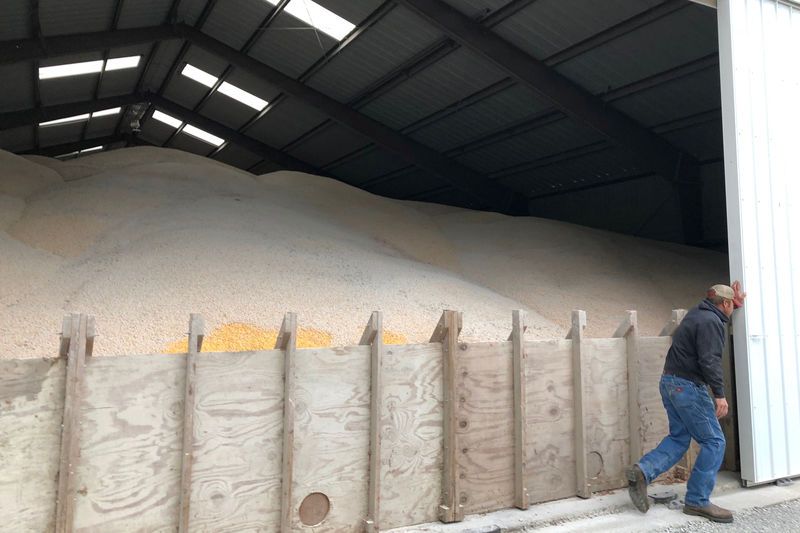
left=358, top=47, right=507, bottom=130
left=139, top=119, right=176, bottom=146
left=169, top=129, right=217, bottom=155
left=455, top=119, right=605, bottom=174
left=0, top=0, right=31, bottom=40
left=315, top=0, right=385, bottom=25
left=0, top=126, right=34, bottom=152
left=306, top=6, right=443, bottom=104
left=39, top=75, right=97, bottom=106
left=85, top=116, right=118, bottom=138
left=660, top=120, right=723, bottom=162
left=328, top=148, right=408, bottom=185
left=212, top=143, right=262, bottom=170
left=492, top=0, right=665, bottom=60
left=499, top=147, right=642, bottom=196
left=201, top=93, right=258, bottom=131
left=0, top=64, right=35, bottom=112
left=287, top=123, right=370, bottom=167
left=408, top=84, right=551, bottom=152
left=177, top=0, right=212, bottom=26
left=117, top=0, right=172, bottom=29
left=202, top=0, right=271, bottom=51
left=440, top=0, right=510, bottom=18
left=609, top=67, right=722, bottom=129
left=719, top=0, right=800, bottom=484
left=247, top=11, right=337, bottom=80
left=139, top=39, right=186, bottom=93
left=555, top=6, right=718, bottom=95
left=39, top=0, right=114, bottom=36
left=223, top=69, right=282, bottom=104
left=245, top=99, right=328, bottom=149
left=38, top=121, right=86, bottom=148
left=369, top=168, right=446, bottom=199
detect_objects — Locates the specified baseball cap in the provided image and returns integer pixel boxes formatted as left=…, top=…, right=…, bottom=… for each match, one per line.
left=707, top=284, right=742, bottom=308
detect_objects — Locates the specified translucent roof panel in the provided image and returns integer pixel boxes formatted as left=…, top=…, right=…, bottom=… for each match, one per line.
left=264, top=0, right=355, bottom=40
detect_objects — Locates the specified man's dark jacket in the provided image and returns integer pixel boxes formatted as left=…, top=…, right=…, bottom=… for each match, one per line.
left=663, top=299, right=729, bottom=398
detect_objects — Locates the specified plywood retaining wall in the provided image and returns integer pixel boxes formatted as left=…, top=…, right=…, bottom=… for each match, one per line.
left=1, top=309, right=691, bottom=532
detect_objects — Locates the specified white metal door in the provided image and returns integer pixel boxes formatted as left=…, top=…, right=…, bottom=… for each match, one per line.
left=718, top=0, right=800, bottom=484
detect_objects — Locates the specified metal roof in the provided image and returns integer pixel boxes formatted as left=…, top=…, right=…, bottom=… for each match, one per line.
left=0, top=0, right=725, bottom=246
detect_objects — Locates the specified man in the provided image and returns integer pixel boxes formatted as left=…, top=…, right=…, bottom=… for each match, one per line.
left=627, top=281, right=746, bottom=523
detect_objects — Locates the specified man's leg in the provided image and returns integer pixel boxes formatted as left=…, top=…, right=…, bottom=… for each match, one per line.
left=677, top=384, right=730, bottom=522
left=637, top=376, right=693, bottom=482
left=628, top=375, right=692, bottom=512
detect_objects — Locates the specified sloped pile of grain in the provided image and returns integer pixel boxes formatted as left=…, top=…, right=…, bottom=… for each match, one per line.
left=0, top=147, right=727, bottom=358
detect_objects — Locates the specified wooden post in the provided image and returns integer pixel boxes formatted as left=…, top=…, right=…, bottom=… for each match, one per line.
left=277, top=313, right=298, bottom=533
left=430, top=310, right=463, bottom=523
left=570, top=310, right=590, bottom=499
left=659, top=309, right=687, bottom=337
left=614, top=311, right=641, bottom=466
left=178, top=314, right=204, bottom=533
left=55, top=313, right=89, bottom=533
left=509, top=310, right=529, bottom=509
left=361, top=312, right=383, bottom=533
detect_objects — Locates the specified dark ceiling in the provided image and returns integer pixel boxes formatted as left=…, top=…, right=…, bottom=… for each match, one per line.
left=0, top=0, right=725, bottom=247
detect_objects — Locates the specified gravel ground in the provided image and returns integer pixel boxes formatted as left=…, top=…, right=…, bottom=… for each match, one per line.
left=656, top=498, right=800, bottom=533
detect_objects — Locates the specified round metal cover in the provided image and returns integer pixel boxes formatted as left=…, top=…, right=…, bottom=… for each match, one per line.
left=650, top=490, right=678, bottom=504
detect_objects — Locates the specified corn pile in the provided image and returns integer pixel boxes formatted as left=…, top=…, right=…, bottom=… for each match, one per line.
left=163, top=322, right=407, bottom=353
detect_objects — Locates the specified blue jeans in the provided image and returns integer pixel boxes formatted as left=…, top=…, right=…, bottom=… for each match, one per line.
left=637, top=374, right=726, bottom=507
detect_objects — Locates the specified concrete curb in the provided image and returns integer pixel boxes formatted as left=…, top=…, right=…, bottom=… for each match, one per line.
left=389, top=472, right=800, bottom=532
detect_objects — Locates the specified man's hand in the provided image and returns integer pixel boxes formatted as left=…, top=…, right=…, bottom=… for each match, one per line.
left=714, top=397, right=729, bottom=419
left=732, top=280, right=746, bottom=308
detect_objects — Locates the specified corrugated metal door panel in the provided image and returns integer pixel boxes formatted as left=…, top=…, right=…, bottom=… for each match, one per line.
left=718, top=0, right=800, bottom=485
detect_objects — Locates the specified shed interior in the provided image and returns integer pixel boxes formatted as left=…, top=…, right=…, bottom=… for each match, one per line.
left=0, top=0, right=726, bottom=249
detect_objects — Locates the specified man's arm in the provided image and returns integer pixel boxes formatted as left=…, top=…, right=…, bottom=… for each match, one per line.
left=696, top=321, right=726, bottom=399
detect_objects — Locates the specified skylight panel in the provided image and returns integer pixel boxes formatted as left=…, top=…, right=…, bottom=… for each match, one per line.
left=217, top=82, right=268, bottom=111
left=39, top=113, right=91, bottom=127
left=182, top=124, right=225, bottom=147
left=39, top=56, right=141, bottom=79
left=181, top=64, right=218, bottom=88
left=39, top=60, right=104, bottom=79
left=91, top=107, right=122, bottom=118
left=105, top=55, right=141, bottom=71
left=265, top=0, right=355, bottom=40
left=55, top=146, right=104, bottom=159
left=152, top=110, right=182, bottom=129
left=182, top=63, right=269, bottom=110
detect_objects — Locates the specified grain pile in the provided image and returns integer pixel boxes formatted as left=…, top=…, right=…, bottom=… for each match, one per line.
left=0, top=147, right=728, bottom=358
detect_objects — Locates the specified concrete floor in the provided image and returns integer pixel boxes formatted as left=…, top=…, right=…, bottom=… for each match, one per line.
left=390, top=472, right=800, bottom=532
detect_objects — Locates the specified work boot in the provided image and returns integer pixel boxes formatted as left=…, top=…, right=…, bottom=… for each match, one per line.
left=683, top=502, right=734, bottom=523
left=625, top=464, right=649, bottom=513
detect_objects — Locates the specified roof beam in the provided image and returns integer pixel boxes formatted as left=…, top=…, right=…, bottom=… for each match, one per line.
left=146, top=93, right=318, bottom=173
left=394, top=0, right=699, bottom=183
left=0, top=25, right=177, bottom=64
left=178, top=24, right=526, bottom=213
left=0, top=23, right=534, bottom=214
left=21, top=134, right=131, bottom=157
left=2, top=93, right=317, bottom=173
left=0, top=94, right=143, bottom=129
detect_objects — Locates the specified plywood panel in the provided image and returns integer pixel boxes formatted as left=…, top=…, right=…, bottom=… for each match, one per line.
left=458, top=341, right=514, bottom=514
left=75, top=354, right=184, bottom=532
left=189, top=350, right=284, bottom=532
left=292, top=346, right=371, bottom=532
left=638, top=337, right=671, bottom=454
left=583, top=338, right=628, bottom=492
left=525, top=339, right=576, bottom=503
left=0, top=358, right=65, bottom=533
left=379, top=343, right=443, bottom=530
